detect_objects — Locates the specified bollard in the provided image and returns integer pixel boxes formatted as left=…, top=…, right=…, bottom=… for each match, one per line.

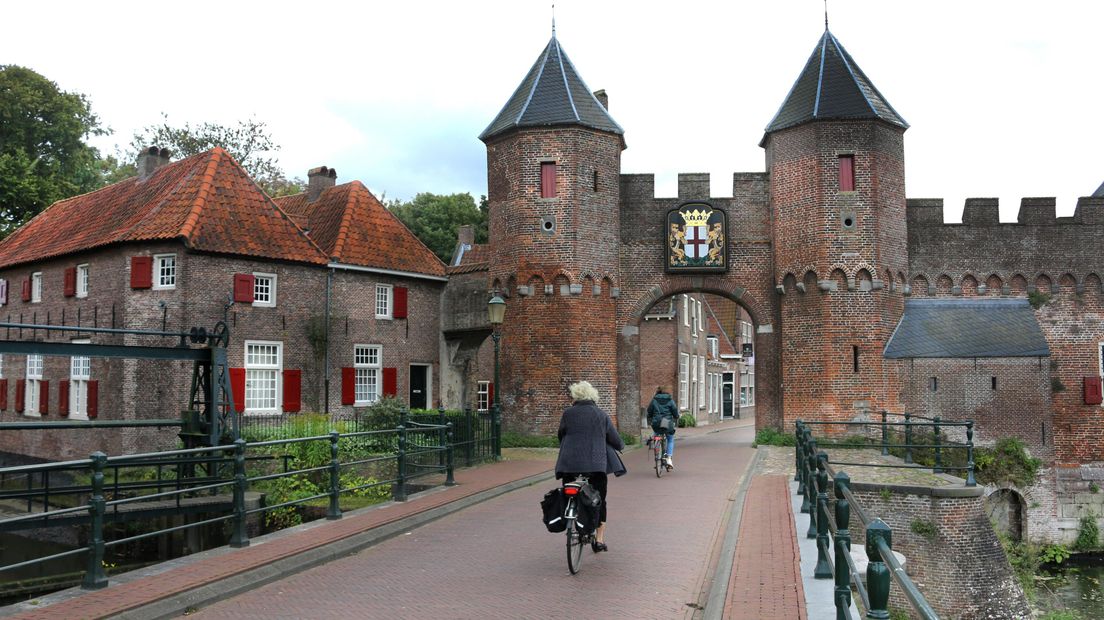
left=806, top=440, right=818, bottom=538
left=834, top=472, right=852, bottom=619
left=904, top=412, right=913, bottom=464
left=230, top=439, right=250, bottom=547
left=880, top=410, right=889, bottom=456
left=437, top=406, right=447, bottom=471
left=799, top=431, right=811, bottom=512
left=327, top=432, right=342, bottom=520
left=796, top=422, right=807, bottom=496
left=394, top=424, right=408, bottom=502
left=794, top=420, right=804, bottom=482
left=966, top=421, right=977, bottom=487
left=445, top=422, right=456, bottom=486
left=492, top=403, right=502, bottom=460
left=814, top=452, right=832, bottom=578
left=933, top=416, right=943, bottom=474
left=465, top=408, right=474, bottom=466
left=82, top=452, right=109, bottom=590
left=865, top=519, right=892, bottom=620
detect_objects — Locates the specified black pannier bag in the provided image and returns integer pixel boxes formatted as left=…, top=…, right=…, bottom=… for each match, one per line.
left=574, top=482, right=603, bottom=534
left=541, top=487, right=567, bottom=532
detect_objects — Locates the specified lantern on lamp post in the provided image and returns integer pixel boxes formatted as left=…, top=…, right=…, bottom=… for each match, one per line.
left=487, top=294, right=506, bottom=458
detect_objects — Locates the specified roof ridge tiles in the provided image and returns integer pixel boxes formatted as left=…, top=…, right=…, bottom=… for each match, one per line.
left=178, top=148, right=224, bottom=243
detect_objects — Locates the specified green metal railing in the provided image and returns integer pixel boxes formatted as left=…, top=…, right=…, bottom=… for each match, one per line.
left=795, top=420, right=941, bottom=620
left=0, top=407, right=502, bottom=590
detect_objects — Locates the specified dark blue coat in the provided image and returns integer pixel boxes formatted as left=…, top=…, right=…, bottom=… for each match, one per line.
left=555, top=400, right=625, bottom=478
left=647, top=392, right=679, bottom=435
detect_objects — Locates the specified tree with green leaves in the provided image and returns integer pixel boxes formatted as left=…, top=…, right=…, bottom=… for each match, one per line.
left=125, top=114, right=303, bottom=197
left=387, top=193, right=489, bottom=263
left=0, top=65, right=112, bottom=236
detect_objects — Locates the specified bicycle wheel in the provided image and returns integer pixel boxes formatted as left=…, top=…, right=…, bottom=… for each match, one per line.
left=566, top=501, right=584, bottom=574
left=654, top=437, right=664, bottom=478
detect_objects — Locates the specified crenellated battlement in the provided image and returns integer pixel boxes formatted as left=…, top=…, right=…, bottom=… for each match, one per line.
left=907, top=196, right=1104, bottom=226
left=619, top=171, right=769, bottom=200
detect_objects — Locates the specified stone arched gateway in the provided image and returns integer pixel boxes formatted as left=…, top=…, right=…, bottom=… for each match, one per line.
left=985, top=487, right=1027, bottom=541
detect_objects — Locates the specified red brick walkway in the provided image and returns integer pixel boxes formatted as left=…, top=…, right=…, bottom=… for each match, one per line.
left=723, top=474, right=807, bottom=619
left=5, top=459, right=554, bottom=620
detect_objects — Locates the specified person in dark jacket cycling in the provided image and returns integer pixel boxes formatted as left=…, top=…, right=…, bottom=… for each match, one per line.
left=647, top=386, right=680, bottom=468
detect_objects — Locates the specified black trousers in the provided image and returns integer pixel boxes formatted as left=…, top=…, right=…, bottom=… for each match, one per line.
left=562, top=472, right=608, bottom=523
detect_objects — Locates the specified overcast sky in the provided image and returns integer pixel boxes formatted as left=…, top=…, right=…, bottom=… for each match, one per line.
left=3, top=1, right=1101, bottom=222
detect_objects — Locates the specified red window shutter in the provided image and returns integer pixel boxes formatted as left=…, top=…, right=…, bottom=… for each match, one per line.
left=283, top=369, right=302, bottom=413
left=39, top=380, right=49, bottom=415
left=59, top=379, right=69, bottom=417
left=341, top=367, right=356, bottom=405
left=540, top=162, right=557, bottom=198
left=382, top=367, right=398, bottom=398
left=21, top=278, right=31, bottom=302
left=87, top=381, right=99, bottom=419
left=233, top=274, right=255, bottom=303
left=488, top=382, right=494, bottom=408
left=839, top=155, right=855, bottom=192
left=0, top=379, right=7, bottom=410
left=393, top=286, right=408, bottom=319
left=15, top=380, right=25, bottom=412
left=131, top=256, right=152, bottom=289
left=63, top=267, right=77, bottom=297
left=1085, top=377, right=1103, bottom=405
left=229, top=368, right=246, bottom=413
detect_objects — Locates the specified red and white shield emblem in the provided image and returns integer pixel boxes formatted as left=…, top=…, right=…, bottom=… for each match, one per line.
left=684, top=225, right=707, bottom=259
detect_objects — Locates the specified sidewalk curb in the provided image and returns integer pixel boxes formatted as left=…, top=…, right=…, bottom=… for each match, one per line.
left=111, top=468, right=557, bottom=620
left=702, top=446, right=765, bottom=620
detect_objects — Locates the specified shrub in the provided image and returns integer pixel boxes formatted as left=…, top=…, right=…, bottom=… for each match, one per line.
left=1040, top=543, right=1071, bottom=565
left=678, top=413, right=697, bottom=428
left=973, top=437, right=1041, bottom=488
left=501, top=432, right=558, bottom=448
left=910, top=518, right=937, bottom=540
left=752, top=427, right=796, bottom=448
left=1074, top=515, right=1099, bottom=551
left=619, top=431, right=638, bottom=446
left=263, top=474, right=323, bottom=529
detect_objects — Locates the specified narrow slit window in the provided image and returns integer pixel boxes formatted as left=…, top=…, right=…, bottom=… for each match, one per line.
left=593, top=170, right=599, bottom=192
left=930, top=377, right=938, bottom=392
left=852, top=345, right=860, bottom=373
left=839, top=155, right=855, bottom=192
left=991, top=376, right=997, bottom=390
left=540, top=162, right=557, bottom=198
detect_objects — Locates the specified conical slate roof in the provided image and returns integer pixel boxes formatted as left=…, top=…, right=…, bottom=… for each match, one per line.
left=480, top=35, right=623, bottom=142
left=764, top=29, right=908, bottom=138
left=1094, top=180, right=1104, bottom=197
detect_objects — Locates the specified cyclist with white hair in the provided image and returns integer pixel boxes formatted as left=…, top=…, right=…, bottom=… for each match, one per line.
left=554, top=380, right=625, bottom=553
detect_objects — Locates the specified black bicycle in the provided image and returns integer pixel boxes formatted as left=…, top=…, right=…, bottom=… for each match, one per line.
left=562, top=477, right=596, bottom=574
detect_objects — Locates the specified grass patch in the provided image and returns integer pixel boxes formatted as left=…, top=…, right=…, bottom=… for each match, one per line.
left=752, top=427, right=795, bottom=447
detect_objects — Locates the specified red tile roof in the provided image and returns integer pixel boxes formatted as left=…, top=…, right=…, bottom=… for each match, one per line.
left=447, top=243, right=489, bottom=274
left=706, top=310, right=739, bottom=358
left=276, top=182, right=447, bottom=278
left=0, top=148, right=328, bottom=268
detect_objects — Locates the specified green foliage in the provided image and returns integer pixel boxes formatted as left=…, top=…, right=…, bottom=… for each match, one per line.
left=619, top=431, right=638, bottom=446
left=677, top=413, right=697, bottom=428
left=387, top=192, right=489, bottom=263
left=752, top=427, right=796, bottom=448
left=879, top=487, right=892, bottom=501
left=127, top=114, right=302, bottom=197
left=263, top=475, right=322, bottom=529
left=887, top=608, right=912, bottom=620
left=1091, top=483, right=1100, bottom=494
left=1074, top=515, right=1099, bottom=551
left=0, top=65, right=112, bottom=236
left=1039, top=610, right=1083, bottom=620
left=999, top=532, right=1039, bottom=600
left=338, top=472, right=391, bottom=502
left=973, top=437, right=1041, bottom=488
left=909, top=518, right=937, bottom=540
left=500, top=432, right=558, bottom=448
left=1028, top=291, right=1052, bottom=309
left=1040, top=543, right=1072, bottom=565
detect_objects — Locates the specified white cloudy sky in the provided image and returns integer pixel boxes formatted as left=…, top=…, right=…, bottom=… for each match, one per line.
left=3, top=1, right=1101, bottom=222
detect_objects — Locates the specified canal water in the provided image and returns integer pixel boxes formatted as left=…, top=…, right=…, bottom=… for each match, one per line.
left=1040, top=560, right=1104, bottom=617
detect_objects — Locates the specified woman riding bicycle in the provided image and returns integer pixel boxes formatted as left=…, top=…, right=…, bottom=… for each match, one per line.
left=647, top=386, right=679, bottom=468
left=555, top=381, right=625, bottom=553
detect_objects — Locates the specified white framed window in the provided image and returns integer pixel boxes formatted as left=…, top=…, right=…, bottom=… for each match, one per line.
left=741, top=369, right=755, bottom=407
left=355, top=344, right=381, bottom=405
left=31, top=272, right=42, bottom=302
left=376, top=284, right=393, bottom=319
left=0, top=354, right=4, bottom=378
left=477, top=381, right=490, bottom=412
left=76, top=264, right=89, bottom=298
left=708, top=336, right=719, bottom=359
left=679, top=353, right=690, bottom=409
left=699, top=356, right=706, bottom=406
left=153, top=254, right=176, bottom=290
left=69, top=339, right=91, bottom=420
left=25, top=354, right=43, bottom=417
left=253, top=273, right=276, bottom=307
left=697, top=300, right=704, bottom=334
left=244, top=341, right=281, bottom=414
left=682, top=295, right=689, bottom=326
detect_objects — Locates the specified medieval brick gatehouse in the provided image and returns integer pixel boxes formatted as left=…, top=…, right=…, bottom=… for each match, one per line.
left=3, top=25, right=1104, bottom=543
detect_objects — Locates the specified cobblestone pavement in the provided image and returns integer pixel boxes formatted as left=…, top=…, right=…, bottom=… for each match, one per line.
left=190, top=423, right=756, bottom=620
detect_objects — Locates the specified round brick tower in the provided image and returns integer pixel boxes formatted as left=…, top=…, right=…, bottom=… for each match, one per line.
left=763, top=28, right=909, bottom=425
left=479, top=35, right=625, bottom=432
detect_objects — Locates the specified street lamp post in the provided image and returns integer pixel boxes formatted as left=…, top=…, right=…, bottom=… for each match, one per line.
left=487, top=294, right=506, bottom=459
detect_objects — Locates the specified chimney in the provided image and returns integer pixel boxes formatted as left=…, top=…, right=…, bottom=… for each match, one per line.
left=307, top=166, right=337, bottom=202
left=137, top=146, right=172, bottom=180
left=457, top=224, right=475, bottom=246
left=593, top=89, right=608, bottom=110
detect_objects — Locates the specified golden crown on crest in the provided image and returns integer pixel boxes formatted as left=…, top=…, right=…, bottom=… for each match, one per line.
left=679, top=208, right=711, bottom=227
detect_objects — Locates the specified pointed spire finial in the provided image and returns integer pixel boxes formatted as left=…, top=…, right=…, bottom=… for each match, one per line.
left=552, top=3, right=556, bottom=37
left=824, top=0, right=829, bottom=30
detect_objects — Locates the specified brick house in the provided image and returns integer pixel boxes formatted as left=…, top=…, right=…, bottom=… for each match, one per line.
left=0, top=148, right=445, bottom=463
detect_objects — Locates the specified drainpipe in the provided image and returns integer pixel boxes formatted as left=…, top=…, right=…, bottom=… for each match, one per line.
left=324, top=268, right=333, bottom=414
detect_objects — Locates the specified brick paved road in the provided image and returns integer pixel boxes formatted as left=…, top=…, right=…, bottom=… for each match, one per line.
left=191, top=424, right=754, bottom=619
